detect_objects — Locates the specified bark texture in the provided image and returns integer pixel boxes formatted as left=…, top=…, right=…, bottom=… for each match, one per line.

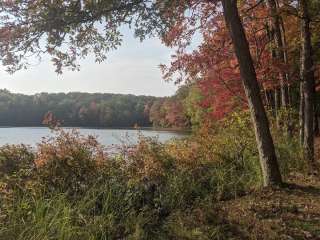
left=299, top=81, right=305, bottom=144
left=221, top=0, right=282, bottom=186
left=300, top=0, right=315, bottom=163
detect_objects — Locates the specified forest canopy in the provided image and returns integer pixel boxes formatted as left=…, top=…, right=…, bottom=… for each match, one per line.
left=0, top=89, right=191, bottom=128
left=0, top=89, right=153, bottom=127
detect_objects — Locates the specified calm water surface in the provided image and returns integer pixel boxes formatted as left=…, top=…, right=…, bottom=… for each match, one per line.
left=0, top=127, right=188, bottom=147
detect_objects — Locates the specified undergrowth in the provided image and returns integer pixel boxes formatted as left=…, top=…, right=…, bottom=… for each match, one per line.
left=0, top=112, right=311, bottom=240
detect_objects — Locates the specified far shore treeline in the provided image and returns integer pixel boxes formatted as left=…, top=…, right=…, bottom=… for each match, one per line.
left=0, top=88, right=190, bottom=128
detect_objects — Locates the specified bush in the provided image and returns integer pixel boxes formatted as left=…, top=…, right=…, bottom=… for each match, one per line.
left=268, top=108, right=310, bottom=177
left=274, top=133, right=307, bottom=177
left=35, top=129, right=109, bottom=196
left=0, top=113, right=312, bottom=239
left=0, top=145, right=36, bottom=213
left=0, top=144, right=34, bottom=178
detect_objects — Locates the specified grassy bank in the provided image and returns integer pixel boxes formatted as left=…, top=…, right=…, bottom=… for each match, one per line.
left=0, top=113, right=319, bottom=239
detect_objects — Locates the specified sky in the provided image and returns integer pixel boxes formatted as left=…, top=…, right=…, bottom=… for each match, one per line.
left=0, top=27, right=178, bottom=97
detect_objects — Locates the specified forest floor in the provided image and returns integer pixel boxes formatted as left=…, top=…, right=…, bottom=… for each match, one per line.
left=213, top=138, right=320, bottom=239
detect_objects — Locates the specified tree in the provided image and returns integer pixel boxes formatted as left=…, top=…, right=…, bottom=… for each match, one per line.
left=220, top=0, right=282, bottom=186
left=299, top=0, right=316, bottom=163
left=0, top=0, right=283, bottom=186
left=267, top=0, right=290, bottom=108
left=0, top=90, right=155, bottom=127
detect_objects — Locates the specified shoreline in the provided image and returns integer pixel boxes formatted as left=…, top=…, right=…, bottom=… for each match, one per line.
left=0, top=125, right=191, bottom=133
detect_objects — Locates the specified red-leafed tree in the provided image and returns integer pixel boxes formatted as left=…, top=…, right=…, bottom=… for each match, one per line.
left=0, top=0, right=283, bottom=186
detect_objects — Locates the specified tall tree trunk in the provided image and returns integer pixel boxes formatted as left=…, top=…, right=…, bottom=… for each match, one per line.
left=314, top=112, right=319, bottom=136
left=269, top=90, right=276, bottom=112
left=300, top=0, right=315, bottom=163
left=280, top=16, right=292, bottom=106
left=299, top=81, right=305, bottom=144
left=266, top=21, right=281, bottom=126
left=265, top=89, right=275, bottom=111
left=267, top=0, right=289, bottom=108
left=275, top=87, right=281, bottom=128
left=264, top=89, right=271, bottom=109
left=221, top=0, right=282, bottom=187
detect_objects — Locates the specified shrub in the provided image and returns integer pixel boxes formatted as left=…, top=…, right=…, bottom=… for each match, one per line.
left=35, top=129, right=109, bottom=196
left=0, top=112, right=312, bottom=239
left=0, top=145, right=36, bottom=212
left=0, top=144, right=34, bottom=178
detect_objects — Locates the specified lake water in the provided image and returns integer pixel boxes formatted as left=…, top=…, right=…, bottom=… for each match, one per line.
left=0, top=127, right=188, bottom=147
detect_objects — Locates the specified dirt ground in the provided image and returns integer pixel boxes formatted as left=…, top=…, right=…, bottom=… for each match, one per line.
left=214, top=138, right=320, bottom=240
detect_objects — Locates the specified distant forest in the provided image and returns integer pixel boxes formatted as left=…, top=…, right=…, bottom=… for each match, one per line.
left=0, top=89, right=154, bottom=127
left=0, top=89, right=191, bottom=128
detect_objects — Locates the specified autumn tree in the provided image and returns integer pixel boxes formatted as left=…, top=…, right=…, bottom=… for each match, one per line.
left=282, top=0, right=319, bottom=162
left=220, top=0, right=282, bottom=185
left=267, top=0, right=290, bottom=109
left=299, top=0, right=316, bottom=163
left=147, top=86, right=190, bottom=128
left=0, top=0, right=283, bottom=186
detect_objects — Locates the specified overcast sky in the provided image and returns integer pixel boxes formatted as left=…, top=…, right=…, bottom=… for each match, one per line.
left=0, top=27, right=178, bottom=97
